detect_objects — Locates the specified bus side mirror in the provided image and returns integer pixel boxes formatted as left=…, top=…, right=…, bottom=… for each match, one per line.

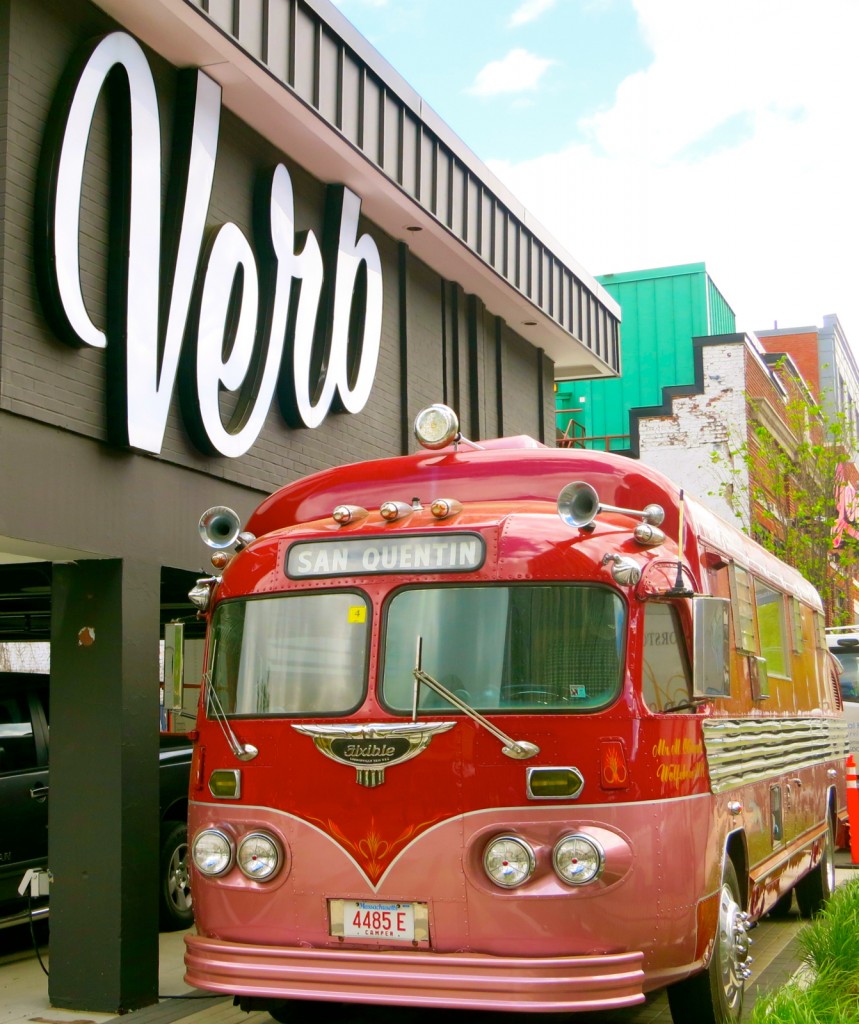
left=164, top=622, right=185, bottom=723
left=692, top=596, right=731, bottom=698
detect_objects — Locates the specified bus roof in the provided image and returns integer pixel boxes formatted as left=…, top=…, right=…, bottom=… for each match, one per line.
left=246, top=441, right=822, bottom=610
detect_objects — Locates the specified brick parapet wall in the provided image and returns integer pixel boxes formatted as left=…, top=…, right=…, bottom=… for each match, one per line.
left=636, top=340, right=750, bottom=528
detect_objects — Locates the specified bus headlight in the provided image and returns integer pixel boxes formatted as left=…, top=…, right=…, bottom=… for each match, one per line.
left=553, top=833, right=605, bottom=885
left=483, top=835, right=535, bottom=888
left=237, top=832, right=283, bottom=880
left=192, top=829, right=234, bottom=876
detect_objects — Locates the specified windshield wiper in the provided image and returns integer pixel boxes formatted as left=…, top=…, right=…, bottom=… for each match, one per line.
left=663, top=696, right=711, bottom=714
left=203, top=644, right=259, bottom=760
left=412, top=638, right=539, bottom=760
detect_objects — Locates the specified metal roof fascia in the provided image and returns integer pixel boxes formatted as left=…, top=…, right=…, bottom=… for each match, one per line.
left=89, top=0, right=619, bottom=380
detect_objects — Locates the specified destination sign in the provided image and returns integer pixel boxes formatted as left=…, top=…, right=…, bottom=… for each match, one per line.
left=286, top=534, right=485, bottom=578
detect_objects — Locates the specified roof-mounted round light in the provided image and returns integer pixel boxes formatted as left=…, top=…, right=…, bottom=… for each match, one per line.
left=332, top=505, right=369, bottom=526
left=414, top=404, right=460, bottom=450
left=430, top=498, right=462, bottom=519
left=380, top=500, right=414, bottom=522
left=634, top=523, right=667, bottom=547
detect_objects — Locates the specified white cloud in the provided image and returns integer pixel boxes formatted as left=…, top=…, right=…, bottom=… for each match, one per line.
left=508, top=0, right=556, bottom=28
left=468, top=48, right=556, bottom=97
left=488, top=0, right=859, bottom=344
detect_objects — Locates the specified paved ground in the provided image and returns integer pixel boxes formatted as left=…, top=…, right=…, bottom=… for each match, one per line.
left=3, top=854, right=856, bottom=1024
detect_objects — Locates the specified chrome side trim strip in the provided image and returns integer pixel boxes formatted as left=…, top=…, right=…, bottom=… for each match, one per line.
left=703, top=717, right=849, bottom=793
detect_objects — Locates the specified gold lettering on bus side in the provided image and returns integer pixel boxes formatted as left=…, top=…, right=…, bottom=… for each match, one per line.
left=656, top=761, right=708, bottom=785
left=653, top=737, right=695, bottom=757
left=652, top=733, right=707, bottom=787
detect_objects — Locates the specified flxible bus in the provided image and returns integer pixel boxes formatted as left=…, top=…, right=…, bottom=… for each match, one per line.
left=182, top=404, right=847, bottom=1024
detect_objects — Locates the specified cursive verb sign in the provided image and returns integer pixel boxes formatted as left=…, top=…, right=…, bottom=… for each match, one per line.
left=35, top=31, right=383, bottom=457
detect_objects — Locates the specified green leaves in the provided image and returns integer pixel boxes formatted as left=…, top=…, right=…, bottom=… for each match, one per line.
left=709, top=385, right=857, bottom=623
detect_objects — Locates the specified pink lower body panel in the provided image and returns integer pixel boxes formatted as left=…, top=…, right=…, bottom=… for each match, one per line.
left=184, top=934, right=646, bottom=1013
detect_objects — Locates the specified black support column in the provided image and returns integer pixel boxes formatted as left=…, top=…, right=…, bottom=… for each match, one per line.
left=48, top=559, right=161, bottom=1012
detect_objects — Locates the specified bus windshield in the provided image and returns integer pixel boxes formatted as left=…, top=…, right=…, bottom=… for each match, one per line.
left=832, top=649, right=859, bottom=704
left=209, top=592, right=370, bottom=716
left=382, top=584, right=624, bottom=713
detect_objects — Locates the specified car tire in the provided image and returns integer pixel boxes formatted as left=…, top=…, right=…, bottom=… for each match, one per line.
left=160, top=821, right=194, bottom=931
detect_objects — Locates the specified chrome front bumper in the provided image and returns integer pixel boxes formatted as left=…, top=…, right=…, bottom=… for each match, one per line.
left=185, top=934, right=645, bottom=1013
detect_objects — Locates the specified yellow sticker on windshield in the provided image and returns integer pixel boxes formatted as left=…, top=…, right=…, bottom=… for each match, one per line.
left=348, top=605, right=367, bottom=624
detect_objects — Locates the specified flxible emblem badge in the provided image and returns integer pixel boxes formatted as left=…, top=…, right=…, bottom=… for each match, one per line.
left=292, top=721, right=456, bottom=787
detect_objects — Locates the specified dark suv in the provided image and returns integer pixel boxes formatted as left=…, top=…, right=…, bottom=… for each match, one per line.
left=0, top=672, right=193, bottom=931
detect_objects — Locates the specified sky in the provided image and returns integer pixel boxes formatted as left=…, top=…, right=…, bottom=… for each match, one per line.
left=334, top=0, right=859, bottom=347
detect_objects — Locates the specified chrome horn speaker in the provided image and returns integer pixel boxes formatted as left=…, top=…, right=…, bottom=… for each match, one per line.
left=558, top=481, right=600, bottom=528
left=557, top=481, right=665, bottom=529
left=198, top=506, right=242, bottom=549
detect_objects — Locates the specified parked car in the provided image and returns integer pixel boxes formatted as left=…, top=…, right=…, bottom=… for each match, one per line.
left=825, top=626, right=859, bottom=759
left=0, top=671, right=193, bottom=931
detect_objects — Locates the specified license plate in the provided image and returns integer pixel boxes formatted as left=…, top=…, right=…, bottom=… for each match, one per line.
left=330, top=899, right=425, bottom=941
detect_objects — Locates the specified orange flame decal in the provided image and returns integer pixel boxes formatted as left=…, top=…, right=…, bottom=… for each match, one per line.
left=307, top=814, right=440, bottom=882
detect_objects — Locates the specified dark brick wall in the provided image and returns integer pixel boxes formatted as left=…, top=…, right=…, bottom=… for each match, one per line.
left=499, top=322, right=546, bottom=440
left=0, top=0, right=555, bottom=541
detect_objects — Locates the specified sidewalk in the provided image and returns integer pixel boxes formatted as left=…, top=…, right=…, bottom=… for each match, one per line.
left=0, top=929, right=221, bottom=1024
left=3, top=854, right=857, bottom=1024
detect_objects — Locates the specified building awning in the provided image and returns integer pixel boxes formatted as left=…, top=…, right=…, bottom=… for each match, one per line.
left=92, top=0, right=620, bottom=382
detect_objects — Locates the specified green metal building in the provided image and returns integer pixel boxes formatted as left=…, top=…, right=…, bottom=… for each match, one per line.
left=556, top=263, right=736, bottom=452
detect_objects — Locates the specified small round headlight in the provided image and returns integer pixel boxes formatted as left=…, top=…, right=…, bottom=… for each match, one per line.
left=237, top=832, right=283, bottom=880
left=192, top=829, right=234, bottom=877
left=483, top=835, right=535, bottom=889
left=553, top=833, right=605, bottom=885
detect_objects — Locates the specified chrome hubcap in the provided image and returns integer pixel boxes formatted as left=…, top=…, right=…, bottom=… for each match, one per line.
left=169, top=843, right=192, bottom=911
left=717, top=884, right=753, bottom=1013
left=823, top=828, right=836, bottom=897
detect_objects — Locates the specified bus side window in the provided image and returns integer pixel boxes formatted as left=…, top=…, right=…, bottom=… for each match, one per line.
left=728, top=565, right=756, bottom=655
left=641, top=603, right=692, bottom=713
left=753, top=580, right=791, bottom=680
left=790, top=597, right=804, bottom=654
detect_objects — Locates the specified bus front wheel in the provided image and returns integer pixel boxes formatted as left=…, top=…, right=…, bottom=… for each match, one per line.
left=666, top=860, right=751, bottom=1024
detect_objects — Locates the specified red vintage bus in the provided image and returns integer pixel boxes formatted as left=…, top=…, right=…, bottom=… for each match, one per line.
left=183, top=405, right=847, bottom=1024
